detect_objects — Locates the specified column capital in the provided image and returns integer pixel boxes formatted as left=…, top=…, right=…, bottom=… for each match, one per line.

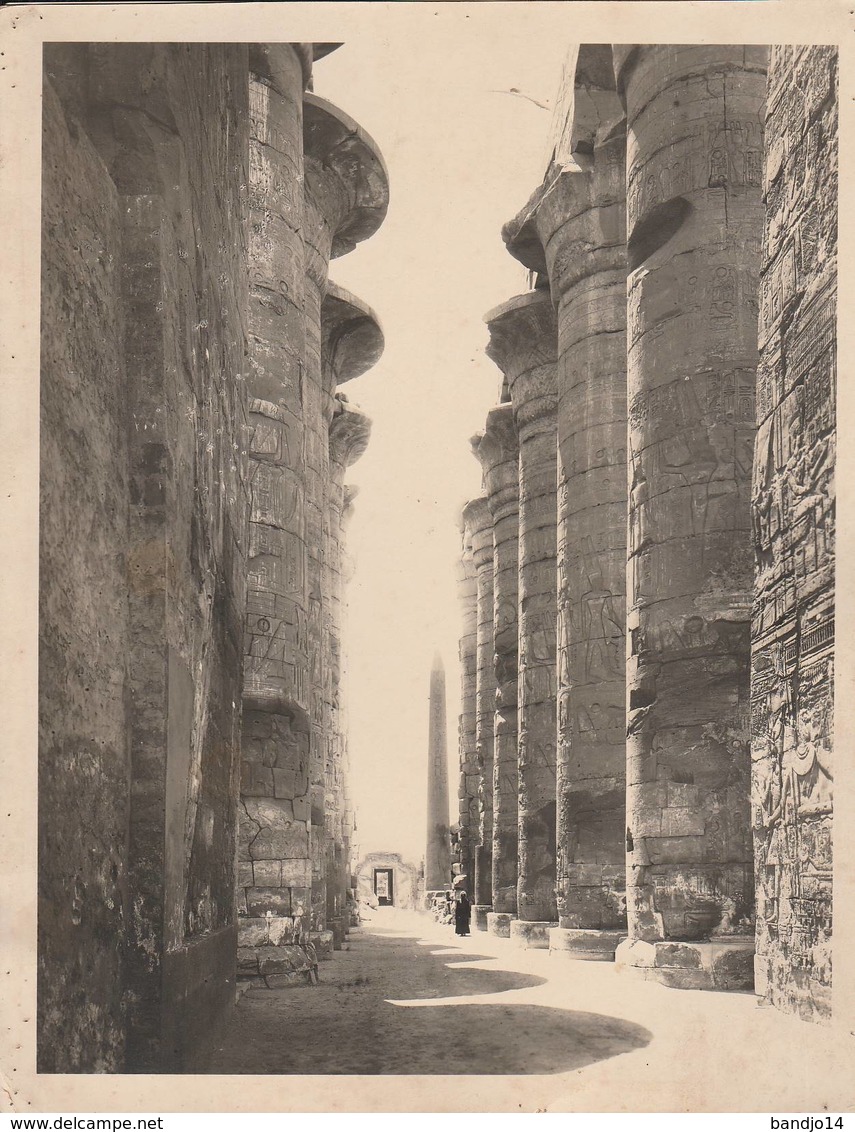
left=503, top=44, right=625, bottom=278
left=462, top=497, right=493, bottom=569
left=485, top=291, right=557, bottom=430
left=250, top=44, right=314, bottom=92
left=322, top=281, right=384, bottom=387
left=329, top=396, right=372, bottom=470
left=342, top=484, right=360, bottom=531
left=613, top=44, right=768, bottom=105
left=304, top=92, right=389, bottom=267
left=472, top=404, right=518, bottom=518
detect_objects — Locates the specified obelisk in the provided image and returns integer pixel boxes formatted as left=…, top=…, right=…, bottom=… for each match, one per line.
left=425, top=653, right=452, bottom=894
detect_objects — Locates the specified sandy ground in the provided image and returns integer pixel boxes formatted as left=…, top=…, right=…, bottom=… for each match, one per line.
left=204, top=908, right=855, bottom=1113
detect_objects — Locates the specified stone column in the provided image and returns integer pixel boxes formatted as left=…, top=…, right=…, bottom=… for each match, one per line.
left=752, top=46, right=837, bottom=1023
left=486, top=290, right=559, bottom=948
left=303, top=93, right=388, bottom=933
left=613, top=45, right=766, bottom=990
left=327, top=393, right=373, bottom=937
left=473, top=406, right=521, bottom=938
left=239, top=47, right=314, bottom=971
left=341, top=483, right=361, bottom=914
left=456, top=514, right=479, bottom=901
left=425, top=655, right=452, bottom=892
left=466, top=496, right=495, bottom=929
left=322, top=285, right=383, bottom=948
left=503, top=46, right=628, bottom=961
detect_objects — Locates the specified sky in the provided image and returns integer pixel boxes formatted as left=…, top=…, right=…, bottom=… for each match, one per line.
left=310, top=19, right=574, bottom=866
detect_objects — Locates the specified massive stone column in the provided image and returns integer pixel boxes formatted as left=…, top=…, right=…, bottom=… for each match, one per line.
left=239, top=46, right=313, bottom=972
left=466, top=496, right=495, bottom=929
left=322, top=285, right=383, bottom=946
left=752, top=47, right=837, bottom=1023
left=473, top=406, right=520, bottom=937
left=303, top=93, right=388, bottom=932
left=613, top=45, right=767, bottom=989
left=341, top=483, right=362, bottom=908
left=425, top=655, right=452, bottom=892
left=486, top=290, right=559, bottom=948
left=503, top=46, right=628, bottom=961
left=457, top=512, right=479, bottom=901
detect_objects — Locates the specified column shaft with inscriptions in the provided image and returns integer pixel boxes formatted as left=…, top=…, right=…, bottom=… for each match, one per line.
left=240, top=47, right=313, bottom=959
left=504, top=45, right=628, bottom=960
left=486, top=290, right=559, bottom=947
left=466, top=497, right=495, bottom=927
left=457, top=513, right=479, bottom=901
left=474, top=405, right=520, bottom=934
left=614, top=45, right=767, bottom=989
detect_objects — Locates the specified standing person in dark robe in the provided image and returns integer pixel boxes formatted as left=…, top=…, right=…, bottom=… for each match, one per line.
left=454, top=891, right=471, bottom=937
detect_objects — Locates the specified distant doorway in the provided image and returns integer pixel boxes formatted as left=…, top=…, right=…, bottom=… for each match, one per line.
left=374, top=868, right=394, bottom=906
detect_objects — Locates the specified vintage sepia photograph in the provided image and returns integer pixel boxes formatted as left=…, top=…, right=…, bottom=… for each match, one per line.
left=1, top=0, right=852, bottom=1117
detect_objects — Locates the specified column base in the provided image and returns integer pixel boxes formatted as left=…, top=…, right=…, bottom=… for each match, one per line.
left=549, top=928, right=625, bottom=961
left=308, top=929, right=335, bottom=961
left=472, top=905, right=492, bottom=931
left=509, top=920, right=557, bottom=949
left=486, top=912, right=517, bottom=938
left=615, top=936, right=755, bottom=991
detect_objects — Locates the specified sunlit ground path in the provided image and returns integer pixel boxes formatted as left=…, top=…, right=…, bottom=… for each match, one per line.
left=204, top=908, right=853, bottom=1112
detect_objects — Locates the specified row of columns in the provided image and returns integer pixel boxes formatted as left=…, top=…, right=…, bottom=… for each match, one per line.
left=458, top=43, right=772, bottom=991
left=238, top=47, right=387, bottom=969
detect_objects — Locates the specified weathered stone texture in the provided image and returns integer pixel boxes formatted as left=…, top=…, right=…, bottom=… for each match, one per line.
left=474, top=405, right=520, bottom=915
left=240, top=46, right=313, bottom=943
left=40, top=43, right=251, bottom=1071
left=457, top=517, right=479, bottom=899
left=468, top=497, right=495, bottom=911
left=618, top=45, right=766, bottom=951
left=752, top=46, right=837, bottom=1023
left=486, top=290, right=559, bottom=925
left=39, top=74, right=130, bottom=1074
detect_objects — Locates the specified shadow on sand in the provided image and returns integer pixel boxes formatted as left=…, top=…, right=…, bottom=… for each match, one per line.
left=206, top=928, right=652, bottom=1075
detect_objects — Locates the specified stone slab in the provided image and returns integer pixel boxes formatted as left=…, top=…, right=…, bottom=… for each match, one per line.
left=309, top=929, right=335, bottom=960
left=473, top=905, right=492, bottom=932
left=486, top=912, right=517, bottom=938
left=548, top=928, right=625, bottom=961
left=615, top=936, right=755, bottom=991
left=510, top=920, right=557, bottom=950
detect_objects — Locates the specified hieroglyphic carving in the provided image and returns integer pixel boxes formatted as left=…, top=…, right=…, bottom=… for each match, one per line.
left=752, top=46, right=837, bottom=1022
left=485, top=290, right=558, bottom=924
left=619, top=45, right=766, bottom=953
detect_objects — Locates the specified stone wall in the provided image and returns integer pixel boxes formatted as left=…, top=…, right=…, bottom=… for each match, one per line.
left=39, top=73, right=131, bottom=1073
left=40, top=43, right=251, bottom=1072
left=751, top=45, right=837, bottom=1023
